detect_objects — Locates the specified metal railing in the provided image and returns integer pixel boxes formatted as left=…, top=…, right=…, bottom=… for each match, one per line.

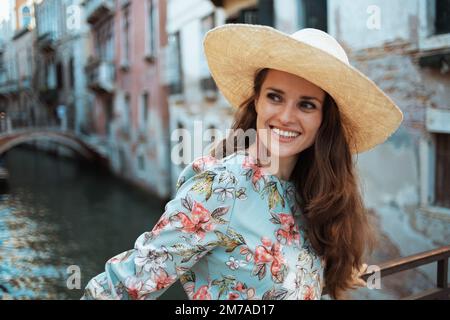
left=322, top=245, right=450, bottom=299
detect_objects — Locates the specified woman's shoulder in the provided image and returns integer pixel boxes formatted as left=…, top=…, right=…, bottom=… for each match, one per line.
left=175, top=151, right=248, bottom=192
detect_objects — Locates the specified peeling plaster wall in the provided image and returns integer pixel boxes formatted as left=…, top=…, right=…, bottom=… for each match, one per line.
left=328, top=0, right=419, bottom=50
left=329, top=0, right=450, bottom=298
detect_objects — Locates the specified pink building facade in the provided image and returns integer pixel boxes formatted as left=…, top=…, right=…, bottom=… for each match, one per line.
left=84, top=0, right=171, bottom=198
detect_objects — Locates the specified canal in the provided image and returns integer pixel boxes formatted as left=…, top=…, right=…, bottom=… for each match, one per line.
left=0, top=146, right=185, bottom=299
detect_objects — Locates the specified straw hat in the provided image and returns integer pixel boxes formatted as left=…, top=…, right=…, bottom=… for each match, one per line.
left=203, top=24, right=403, bottom=154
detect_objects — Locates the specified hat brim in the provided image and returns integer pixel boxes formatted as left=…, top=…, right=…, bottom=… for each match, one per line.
left=203, top=24, right=403, bottom=154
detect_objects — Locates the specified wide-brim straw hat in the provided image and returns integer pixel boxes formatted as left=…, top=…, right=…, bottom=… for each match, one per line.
left=203, top=24, right=403, bottom=154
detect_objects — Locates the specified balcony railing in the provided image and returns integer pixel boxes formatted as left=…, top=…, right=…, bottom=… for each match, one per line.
left=84, top=0, right=115, bottom=25
left=322, top=245, right=450, bottom=299
left=37, top=32, right=56, bottom=53
left=0, top=81, right=19, bottom=95
left=86, top=59, right=115, bottom=93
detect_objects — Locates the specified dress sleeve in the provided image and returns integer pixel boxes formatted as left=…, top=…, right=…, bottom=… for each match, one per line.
left=81, top=157, right=236, bottom=300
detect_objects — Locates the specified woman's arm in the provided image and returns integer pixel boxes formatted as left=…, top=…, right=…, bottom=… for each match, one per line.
left=81, top=159, right=236, bottom=300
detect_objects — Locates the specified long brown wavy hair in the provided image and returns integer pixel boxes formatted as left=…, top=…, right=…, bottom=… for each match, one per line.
left=210, top=68, right=376, bottom=299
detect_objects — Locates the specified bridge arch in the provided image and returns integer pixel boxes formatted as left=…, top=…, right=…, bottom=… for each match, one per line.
left=0, top=130, right=108, bottom=164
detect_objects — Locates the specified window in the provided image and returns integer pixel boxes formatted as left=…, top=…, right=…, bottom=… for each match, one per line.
left=435, top=0, right=450, bottom=35
left=0, top=52, right=4, bottom=71
left=95, top=19, right=114, bottom=61
left=141, top=92, right=149, bottom=129
left=124, top=94, right=131, bottom=136
left=56, top=62, right=63, bottom=89
left=418, top=0, right=450, bottom=51
left=168, top=32, right=183, bottom=95
left=105, top=96, right=113, bottom=135
left=138, top=154, right=146, bottom=172
left=69, top=57, right=74, bottom=88
left=146, top=0, right=157, bottom=59
left=435, top=133, right=450, bottom=207
left=21, top=6, right=32, bottom=29
left=122, top=6, right=131, bottom=67
left=226, top=7, right=258, bottom=24
left=297, top=0, right=327, bottom=32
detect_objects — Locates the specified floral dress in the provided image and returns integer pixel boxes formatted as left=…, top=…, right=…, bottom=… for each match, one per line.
left=82, top=150, right=325, bottom=300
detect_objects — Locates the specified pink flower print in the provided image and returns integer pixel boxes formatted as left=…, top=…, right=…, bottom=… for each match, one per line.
left=192, top=285, right=212, bottom=300
left=231, top=282, right=256, bottom=300
left=276, top=214, right=300, bottom=246
left=303, top=285, right=316, bottom=300
left=232, top=282, right=246, bottom=293
left=240, top=246, right=253, bottom=262
left=151, top=217, right=169, bottom=237
left=228, top=292, right=240, bottom=300
left=254, top=245, right=274, bottom=264
left=261, top=236, right=272, bottom=247
left=124, top=277, right=147, bottom=300
left=242, top=157, right=263, bottom=189
left=153, top=268, right=176, bottom=291
left=192, top=156, right=218, bottom=173
left=173, top=201, right=215, bottom=239
left=253, top=238, right=286, bottom=282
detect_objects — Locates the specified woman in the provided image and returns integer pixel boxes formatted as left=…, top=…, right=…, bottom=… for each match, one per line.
left=82, top=25, right=402, bottom=300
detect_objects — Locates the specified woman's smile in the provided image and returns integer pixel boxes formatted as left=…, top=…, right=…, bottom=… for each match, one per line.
left=269, top=125, right=301, bottom=143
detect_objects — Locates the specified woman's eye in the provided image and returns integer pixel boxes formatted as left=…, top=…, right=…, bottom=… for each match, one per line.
left=299, top=101, right=317, bottom=110
left=267, top=93, right=282, bottom=102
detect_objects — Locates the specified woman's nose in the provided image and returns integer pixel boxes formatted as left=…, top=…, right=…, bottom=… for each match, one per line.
left=278, top=103, right=296, bottom=124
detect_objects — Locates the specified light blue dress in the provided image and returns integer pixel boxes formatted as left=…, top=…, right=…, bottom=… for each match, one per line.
left=82, top=150, right=324, bottom=300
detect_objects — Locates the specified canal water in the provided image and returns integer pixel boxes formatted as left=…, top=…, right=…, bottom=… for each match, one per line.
left=0, top=146, right=185, bottom=300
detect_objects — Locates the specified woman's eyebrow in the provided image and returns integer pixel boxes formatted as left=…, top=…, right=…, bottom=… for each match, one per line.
left=266, top=87, right=323, bottom=104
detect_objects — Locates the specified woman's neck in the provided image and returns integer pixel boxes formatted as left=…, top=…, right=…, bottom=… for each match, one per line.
left=247, top=143, right=297, bottom=181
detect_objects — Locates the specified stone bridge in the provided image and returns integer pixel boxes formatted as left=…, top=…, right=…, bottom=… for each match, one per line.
left=0, top=129, right=109, bottom=164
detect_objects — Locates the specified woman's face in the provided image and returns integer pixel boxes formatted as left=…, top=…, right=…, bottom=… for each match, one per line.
left=255, top=69, right=325, bottom=162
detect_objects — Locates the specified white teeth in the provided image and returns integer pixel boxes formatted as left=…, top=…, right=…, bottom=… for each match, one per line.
left=272, top=127, right=300, bottom=138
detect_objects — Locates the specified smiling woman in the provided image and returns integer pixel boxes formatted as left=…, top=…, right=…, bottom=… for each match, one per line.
left=82, top=24, right=403, bottom=300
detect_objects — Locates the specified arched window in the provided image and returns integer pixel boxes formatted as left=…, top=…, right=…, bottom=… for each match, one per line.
left=21, top=6, right=32, bottom=28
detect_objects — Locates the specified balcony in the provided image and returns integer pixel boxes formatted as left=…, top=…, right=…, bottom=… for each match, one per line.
left=86, top=59, right=115, bottom=93
left=37, top=32, right=56, bottom=53
left=84, top=0, right=115, bottom=25
left=0, top=80, right=19, bottom=96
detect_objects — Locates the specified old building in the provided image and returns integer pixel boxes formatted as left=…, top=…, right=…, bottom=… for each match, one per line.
left=34, top=0, right=91, bottom=131
left=326, top=0, right=450, bottom=297
left=83, top=0, right=171, bottom=198
left=0, top=0, right=38, bottom=129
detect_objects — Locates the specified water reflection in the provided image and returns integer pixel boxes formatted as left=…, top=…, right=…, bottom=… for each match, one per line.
left=0, top=146, right=185, bottom=299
